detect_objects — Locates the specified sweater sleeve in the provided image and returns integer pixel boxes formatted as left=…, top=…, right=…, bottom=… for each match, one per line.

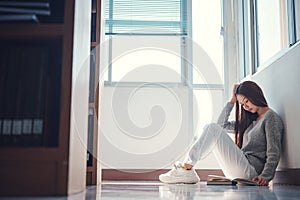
left=217, top=102, right=235, bottom=133
left=259, top=113, right=283, bottom=181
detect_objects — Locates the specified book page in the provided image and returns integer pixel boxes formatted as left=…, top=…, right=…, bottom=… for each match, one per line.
left=233, top=178, right=259, bottom=186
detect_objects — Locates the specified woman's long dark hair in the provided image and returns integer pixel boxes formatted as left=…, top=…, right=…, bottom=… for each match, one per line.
left=234, top=81, right=268, bottom=148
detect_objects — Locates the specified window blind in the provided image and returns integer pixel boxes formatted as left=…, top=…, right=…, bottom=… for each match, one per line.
left=105, top=0, right=187, bottom=35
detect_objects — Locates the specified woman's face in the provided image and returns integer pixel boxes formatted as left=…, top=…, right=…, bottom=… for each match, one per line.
left=236, top=94, right=258, bottom=113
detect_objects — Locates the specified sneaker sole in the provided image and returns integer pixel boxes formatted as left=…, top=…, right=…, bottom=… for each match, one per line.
left=159, top=175, right=200, bottom=184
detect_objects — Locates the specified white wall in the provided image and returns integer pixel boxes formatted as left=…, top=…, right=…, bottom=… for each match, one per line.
left=99, top=86, right=223, bottom=170
left=251, top=42, right=300, bottom=169
left=100, top=87, right=191, bottom=169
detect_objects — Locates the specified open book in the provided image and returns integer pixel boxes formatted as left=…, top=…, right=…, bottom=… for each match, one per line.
left=207, top=175, right=259, bottom=186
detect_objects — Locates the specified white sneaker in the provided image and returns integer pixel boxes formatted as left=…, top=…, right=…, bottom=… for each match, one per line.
left=159, top=162, right=200, bottom=184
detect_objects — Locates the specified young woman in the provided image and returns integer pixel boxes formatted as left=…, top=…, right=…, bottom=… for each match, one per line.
left=159, top=81, right=284, bottom=186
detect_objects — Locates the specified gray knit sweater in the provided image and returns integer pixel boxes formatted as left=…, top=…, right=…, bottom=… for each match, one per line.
left=217, top=102, right=284, bottom=181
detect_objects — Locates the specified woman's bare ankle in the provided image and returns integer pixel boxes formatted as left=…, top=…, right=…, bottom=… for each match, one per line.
left=183, top=163, right=193, bottom=170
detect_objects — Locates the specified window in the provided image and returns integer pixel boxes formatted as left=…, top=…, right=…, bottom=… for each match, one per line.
left=105, top=36, right=183, bottom=83
left=101, top=0, right=226, bottom=170
left=104, top=0, right=187, bottom=83
left=255, top=0, right=288, bottom=66
left=192, top=0, right=224, bottom=85
left=238, top=0, right=300, bottom=78
left=191, top=0, right=224, bottom=131
left=104, top=0, right=224, bottom=88
left=104, top=0, right=225, bottom=126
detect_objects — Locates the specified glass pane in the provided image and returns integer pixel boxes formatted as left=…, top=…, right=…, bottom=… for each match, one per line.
left=256, top=0, right=288, bottom=66
left=110, top=36, right=182, bottom=82
left=193, top=89, right=224, bottom=136
left=295, top=0, right=300, bottom=41
left=192, top=0, right=224, bottom=84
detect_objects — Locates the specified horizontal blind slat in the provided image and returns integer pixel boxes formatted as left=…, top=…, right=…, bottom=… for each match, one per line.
left=105, top=0, right=187, bottom=35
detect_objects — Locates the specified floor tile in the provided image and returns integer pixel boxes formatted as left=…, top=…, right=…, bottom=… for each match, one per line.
left=2, top=181, right=300, bottom=200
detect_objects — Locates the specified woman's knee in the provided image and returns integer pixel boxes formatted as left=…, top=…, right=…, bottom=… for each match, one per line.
left=203, top=123, right=221, bottom=131
left=203, top=123, right=224, bottom=138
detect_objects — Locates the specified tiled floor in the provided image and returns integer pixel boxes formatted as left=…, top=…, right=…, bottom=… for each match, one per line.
left=99, top=182, right=300, bottom=200
left=2, top=181, right=300, bottom=200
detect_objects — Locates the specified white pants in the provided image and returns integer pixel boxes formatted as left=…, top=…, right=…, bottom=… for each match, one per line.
left=183, top=123, right=258, bottom=179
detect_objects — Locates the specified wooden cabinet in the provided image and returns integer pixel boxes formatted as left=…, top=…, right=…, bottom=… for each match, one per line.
left=0, top=0, right=92, bottom=196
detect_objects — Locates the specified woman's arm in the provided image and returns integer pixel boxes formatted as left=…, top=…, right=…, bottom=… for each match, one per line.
left=217, top=102, right=235, bottom=132
left=259, top=113, right=284, bottom=182
left=217, top=84, right=239, bottom=132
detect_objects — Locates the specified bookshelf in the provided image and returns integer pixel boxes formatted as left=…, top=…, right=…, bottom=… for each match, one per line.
left=0, top=0, right=92, bottom=196
left=0, top=38, right=61, bottom=147
left=86, top=0, right=101, bottom=186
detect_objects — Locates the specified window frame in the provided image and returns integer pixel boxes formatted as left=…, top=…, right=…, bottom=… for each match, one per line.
left=103, top=0, right=225, bottom=92
left=238, top=0, right=299, bottom=78
left=104, top=0, right=189, bottom=87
